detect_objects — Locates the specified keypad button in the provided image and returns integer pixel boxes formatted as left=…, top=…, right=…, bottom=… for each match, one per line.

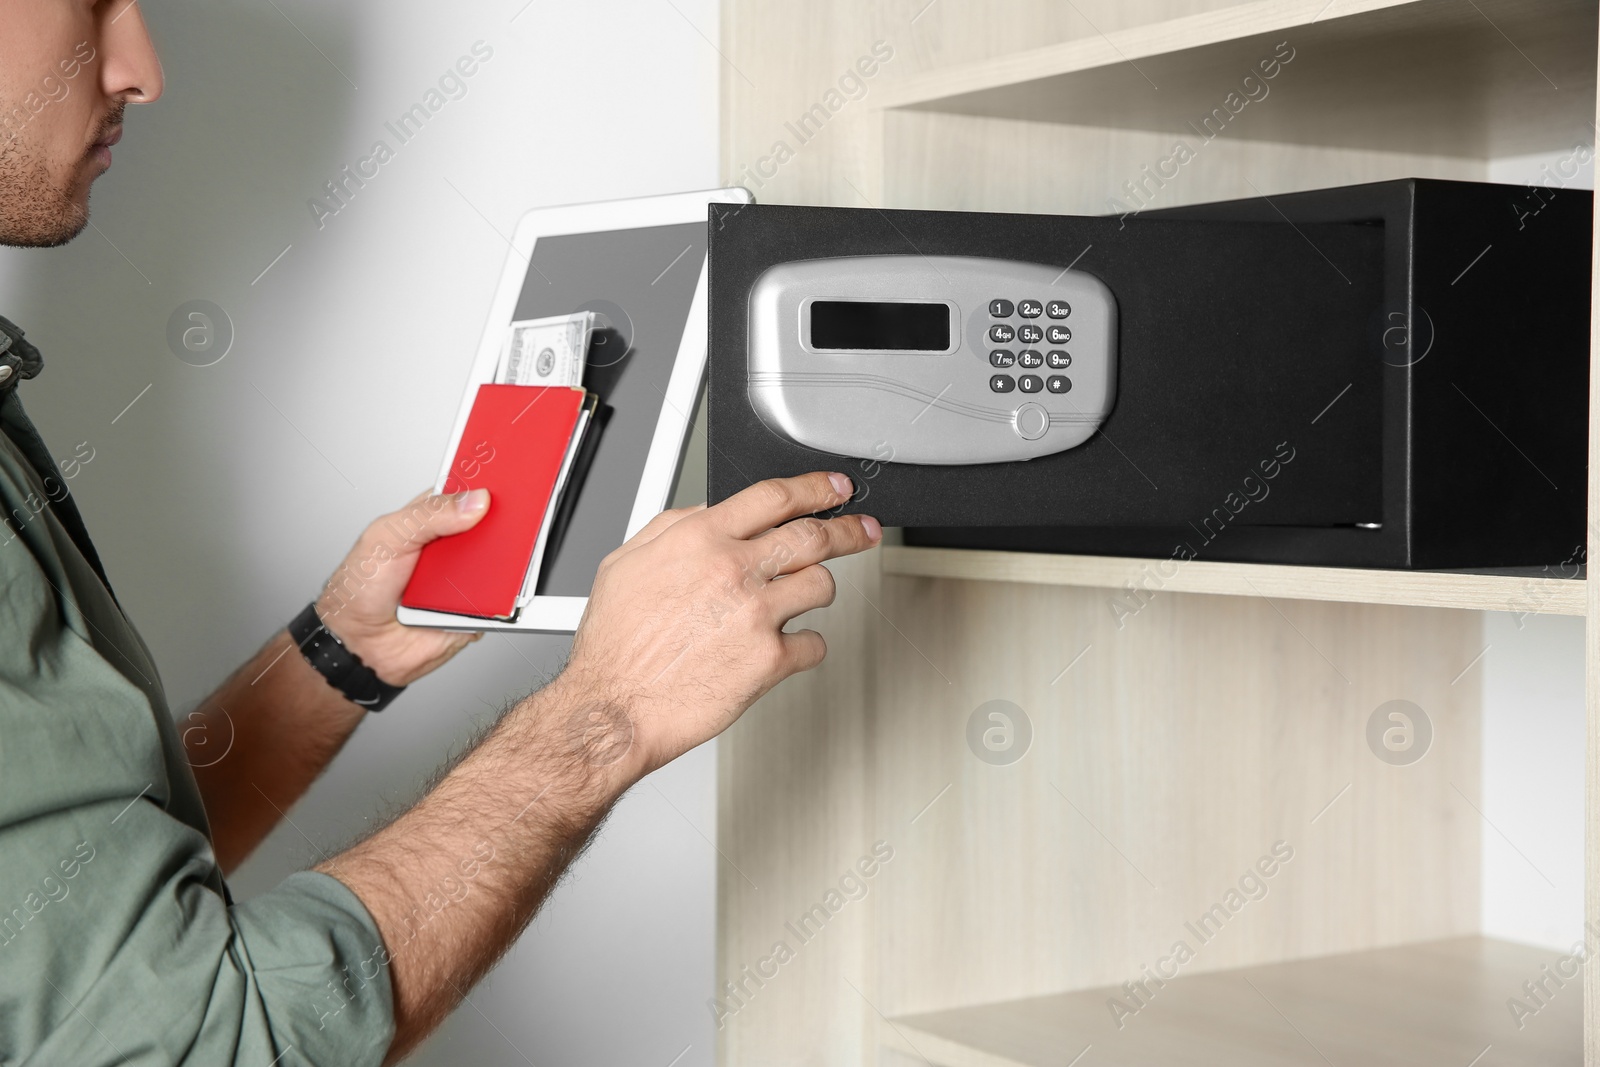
left=1017, top=349, right=1043, bottom=369
left=1046, top=350, right=1072, bottom=369
left=989, top=349, right=1017, bottom=368
left=1047, top=300, right=1072, bottom=319
left=1017, top=299, right=1043, bottom=318
left=1046, top=325, right=1071, bottom=344
left=1047, top=375, right=1072, bottom=393
left=989, top=299, right=1014, bottom=318
left=1018, top=374, right=1043, bottom=394
left=990, top=374, right=1016, bottom=393
left=988, top=323, right=1015, bottom=343
left=1017, top=323, right=1043, bottom=344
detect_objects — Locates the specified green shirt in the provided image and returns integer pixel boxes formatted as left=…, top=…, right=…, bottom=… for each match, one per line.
left=0, top=318, right=394, bottom=1066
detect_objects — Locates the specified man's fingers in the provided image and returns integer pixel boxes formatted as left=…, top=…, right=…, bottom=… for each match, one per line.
left=746, top=513, right=880, bottom=577
left=764, top=563, right=837, bottom=622
left=779, top=628, right=828, bottom=674
left=704, top=473, right=855, bottom=540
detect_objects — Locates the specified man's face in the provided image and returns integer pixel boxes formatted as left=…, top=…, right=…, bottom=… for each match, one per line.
left=0, top=1, right=162, bottom=248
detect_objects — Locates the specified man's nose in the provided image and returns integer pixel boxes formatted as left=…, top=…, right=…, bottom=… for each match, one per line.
left=101, top=1, right=165, bottom=105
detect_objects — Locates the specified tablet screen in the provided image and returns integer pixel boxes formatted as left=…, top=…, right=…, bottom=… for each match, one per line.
left=509, top=221, right=708, bottom=598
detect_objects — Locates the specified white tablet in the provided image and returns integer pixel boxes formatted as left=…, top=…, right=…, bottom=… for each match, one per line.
left=398, top=186, right=752, bottom=634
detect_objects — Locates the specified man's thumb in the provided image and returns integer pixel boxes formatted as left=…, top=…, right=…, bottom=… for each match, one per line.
left=407, top=488, right=491, bottom=547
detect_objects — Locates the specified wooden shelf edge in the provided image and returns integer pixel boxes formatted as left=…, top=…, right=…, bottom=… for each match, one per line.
left=880, top=937, right=1578, bottom=1067
left=874, top=0, right=1419, bottom=112
left=881, top=545, right=1585, bottom=615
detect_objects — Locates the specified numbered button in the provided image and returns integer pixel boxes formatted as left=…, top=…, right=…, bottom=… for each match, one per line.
left=1018, top=374, right=1043, bottom=394
left=1047, top=375, right=1072, bottom=393
left=1047, top=300, right=1072, bottom=319
left=1046, top=325, right=1071, bottom=344
left=1017, top=323, right=1043, bottom=344
left=1046, top=350, right=1072, bottom=369
left=989, top=298, right=1014, bottom=318
left=1017, top=349, right=1043, bottom=369
left=989, top=323, right=1015, bottom=343
left=990, top=374, right=1016, bottom=393
left=989, top=349, right=1017, bottom=368
left=1018, top=299, right=1043, bottom=318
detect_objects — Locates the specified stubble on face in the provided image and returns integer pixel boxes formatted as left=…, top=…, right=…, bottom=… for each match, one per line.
left=0, top=104, right=120, bottom=249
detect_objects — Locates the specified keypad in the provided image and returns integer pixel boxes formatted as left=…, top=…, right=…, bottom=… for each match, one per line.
left=985, top=298, right=1084, bottom=415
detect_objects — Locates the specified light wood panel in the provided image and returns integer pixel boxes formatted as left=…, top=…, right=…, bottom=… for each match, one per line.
left=714, top=547, right=879, bottom=1065
left=871, top=577, right=1480, bottom=1016
left=881, top=108, right=1488, bottom=217
left=883, top=546, right=1586, bottom=617
left=877, top=0, right=1596, bottom=159
left=886, top=937, right=1579, bottom=1066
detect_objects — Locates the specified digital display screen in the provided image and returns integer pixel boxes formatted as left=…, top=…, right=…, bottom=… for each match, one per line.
left=810, top=301, right=950, bottom=351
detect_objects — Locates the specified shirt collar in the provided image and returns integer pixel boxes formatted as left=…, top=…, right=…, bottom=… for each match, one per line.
left=0, top=315, right=44, bottom=394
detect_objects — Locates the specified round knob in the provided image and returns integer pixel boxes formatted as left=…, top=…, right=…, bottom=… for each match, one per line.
left=1013, top=402, right=1049, bottom=441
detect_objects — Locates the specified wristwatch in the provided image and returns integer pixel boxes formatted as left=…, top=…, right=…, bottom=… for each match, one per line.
left=288, top=602, right=406, bottom=712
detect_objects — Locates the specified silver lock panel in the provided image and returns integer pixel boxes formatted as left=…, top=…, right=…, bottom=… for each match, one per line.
left=747, top=255, right=1117, bottom=464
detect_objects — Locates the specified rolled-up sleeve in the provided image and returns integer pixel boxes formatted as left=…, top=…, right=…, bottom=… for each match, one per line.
left=0, top=427, right=394, bottom=1065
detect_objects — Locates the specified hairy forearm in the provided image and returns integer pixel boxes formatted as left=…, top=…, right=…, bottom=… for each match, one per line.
left=319, top=671, right=637, bottom=1063
left=187, top=629, right=367, bottom=873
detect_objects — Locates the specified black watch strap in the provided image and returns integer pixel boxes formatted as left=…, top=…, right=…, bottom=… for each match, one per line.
left=288, top=602, right=406, bottom=713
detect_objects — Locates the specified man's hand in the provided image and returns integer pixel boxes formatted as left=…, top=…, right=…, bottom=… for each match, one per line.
left=561, top=470, right=880, bottom=778
left=316, top=488, right=493, bottom=685
left=322, top=472, right=881, bottom=1062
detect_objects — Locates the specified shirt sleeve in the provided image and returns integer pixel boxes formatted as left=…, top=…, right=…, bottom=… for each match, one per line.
left=0, top=467, right=395, bottom=1064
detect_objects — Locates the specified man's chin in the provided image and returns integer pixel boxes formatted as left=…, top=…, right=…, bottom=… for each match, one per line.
left=0, top=199, right=90, bottom=249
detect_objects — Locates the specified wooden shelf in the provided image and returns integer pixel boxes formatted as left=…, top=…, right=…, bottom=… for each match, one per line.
left=875, top=0, right=1596, bottom=157
left=882, top=545, right=1585, bottom=616
left=886, top=937, right=1577, bottom=1067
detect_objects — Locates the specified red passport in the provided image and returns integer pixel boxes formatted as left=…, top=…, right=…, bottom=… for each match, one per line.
left=402, top=384, right=589, bottom=620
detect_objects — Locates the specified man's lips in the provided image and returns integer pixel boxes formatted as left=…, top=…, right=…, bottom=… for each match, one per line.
left=90, top=125, right=122, bottom=169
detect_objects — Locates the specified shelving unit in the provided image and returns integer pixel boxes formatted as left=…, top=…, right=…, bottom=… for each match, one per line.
left=883, top=546, right=1587, bottom=616
left=717, top=1, right=1598, bottom=1063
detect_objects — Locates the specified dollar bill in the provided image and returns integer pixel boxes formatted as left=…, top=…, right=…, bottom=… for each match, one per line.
left=497, top=311, right=596, bottom=387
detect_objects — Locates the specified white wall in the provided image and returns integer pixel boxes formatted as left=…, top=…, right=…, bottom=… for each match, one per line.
left=0, top=1, right=721, bottom=1064
left=1481, top=612, right=1586, bottom=951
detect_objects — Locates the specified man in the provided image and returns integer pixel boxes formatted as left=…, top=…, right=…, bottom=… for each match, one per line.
left=0, top=3, right=881, bottom=1064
